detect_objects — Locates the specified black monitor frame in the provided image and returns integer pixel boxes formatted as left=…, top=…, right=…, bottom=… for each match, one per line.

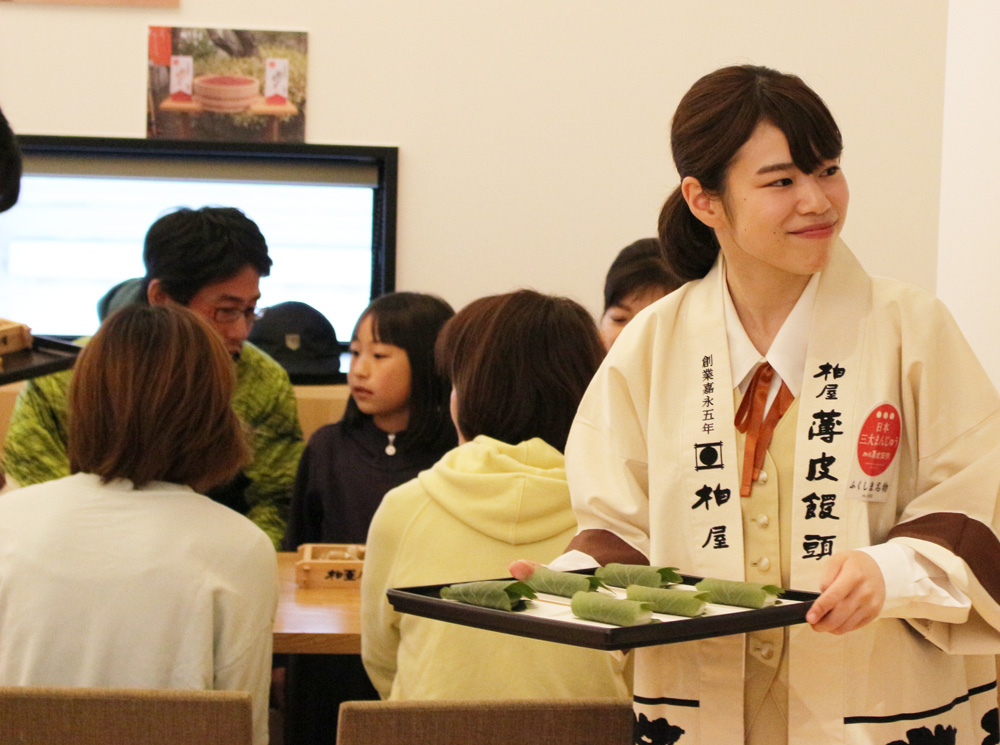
left=14, top=135, right=398, bottom=301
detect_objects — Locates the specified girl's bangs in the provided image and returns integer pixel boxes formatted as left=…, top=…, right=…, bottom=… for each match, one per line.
left=366, top=309, right=396, bottom=347
left=352, top=308, right=392, bottom=345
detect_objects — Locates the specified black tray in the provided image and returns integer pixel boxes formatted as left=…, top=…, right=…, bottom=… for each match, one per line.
left=387, top=573, right=818, bottom=651
left=0, top=336, right=81, bottom=385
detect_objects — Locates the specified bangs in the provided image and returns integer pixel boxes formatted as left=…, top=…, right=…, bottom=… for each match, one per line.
left=760, top=79, right=843, bottom=174
left=770, top=111, right=843, bottom=174
left=350, top=311, right=369, bottom=342
left=365, top=309, right=399, bottom=348
left=350, top=309, right=389, bottom=345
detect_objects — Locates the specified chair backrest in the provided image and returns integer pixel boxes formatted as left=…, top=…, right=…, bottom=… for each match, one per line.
left=0, top=381, right=24, bottom=450
left=0, top=686, right=252, bottom=745
left=336, top=698, right=633, bottom=745
left=293, top=383, right=350, bottom=440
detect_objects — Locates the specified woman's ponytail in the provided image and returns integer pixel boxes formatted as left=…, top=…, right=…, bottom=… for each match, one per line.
left=657, top=187, right=719, bottom=281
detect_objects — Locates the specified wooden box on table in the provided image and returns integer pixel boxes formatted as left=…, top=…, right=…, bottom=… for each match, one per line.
left=294, top=543, right=365, bottom=588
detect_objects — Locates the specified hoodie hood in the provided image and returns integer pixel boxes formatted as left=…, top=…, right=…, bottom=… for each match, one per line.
left=418, top=435, right=576, bottom=546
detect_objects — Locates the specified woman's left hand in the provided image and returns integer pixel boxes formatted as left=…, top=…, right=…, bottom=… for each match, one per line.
left=805, top=550, right=885, bottom=634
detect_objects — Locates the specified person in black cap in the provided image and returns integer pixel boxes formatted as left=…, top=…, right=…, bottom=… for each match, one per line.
left=248, top=301, right=346, bottom=384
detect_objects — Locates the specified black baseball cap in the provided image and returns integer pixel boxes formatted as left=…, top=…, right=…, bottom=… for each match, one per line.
left=248, top=301, right=346, bottom=384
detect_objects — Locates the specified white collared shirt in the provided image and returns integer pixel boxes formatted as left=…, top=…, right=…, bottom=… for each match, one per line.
left=723, top=269, right=818, bottom=413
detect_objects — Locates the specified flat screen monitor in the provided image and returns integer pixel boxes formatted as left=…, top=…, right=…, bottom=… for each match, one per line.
left=0, top=136, right=397, bottom=361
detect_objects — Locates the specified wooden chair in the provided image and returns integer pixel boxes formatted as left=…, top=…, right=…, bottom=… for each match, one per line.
left=292, top=383, right=350, bottom=441
left=0, top=686, right=252, bottom=745
left=336, top=698, right=633, bottom=745
left=0, top=380, right=23, bottom=450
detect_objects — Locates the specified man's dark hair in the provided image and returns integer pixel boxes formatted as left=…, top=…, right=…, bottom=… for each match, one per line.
left=143, top=206, right=272, bottom=304
left=0, top=106, right=22, bottom=214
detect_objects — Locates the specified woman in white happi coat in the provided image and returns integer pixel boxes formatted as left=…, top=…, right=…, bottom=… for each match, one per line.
left=513, top=65, right=1000, bottom=745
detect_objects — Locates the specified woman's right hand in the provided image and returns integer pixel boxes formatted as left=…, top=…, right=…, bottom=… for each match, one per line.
left=508, top=560, right=540, bottom=580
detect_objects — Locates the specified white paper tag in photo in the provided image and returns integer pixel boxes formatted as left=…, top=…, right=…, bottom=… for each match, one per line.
left=169, top=56, right=193, bottom=97
left=265, top=58, right=290, bottom=102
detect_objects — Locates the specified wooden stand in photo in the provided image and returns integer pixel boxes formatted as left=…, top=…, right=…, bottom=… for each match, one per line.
left=158, top=96, right=299, bottom=142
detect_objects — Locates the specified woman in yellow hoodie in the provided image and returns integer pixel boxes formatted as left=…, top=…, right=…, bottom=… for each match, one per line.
left=361, top=289, right=631, bottom=701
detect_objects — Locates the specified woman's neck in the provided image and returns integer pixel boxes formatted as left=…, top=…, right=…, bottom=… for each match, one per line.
left=725, top=260, right=811, bottom=356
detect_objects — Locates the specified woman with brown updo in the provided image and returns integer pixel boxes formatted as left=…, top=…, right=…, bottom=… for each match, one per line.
left=514, top=65, right=1000, bottom=744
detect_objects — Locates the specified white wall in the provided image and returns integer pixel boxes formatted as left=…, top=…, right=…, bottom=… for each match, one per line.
left=938, top=0, right=1000, bottom=387
left=0, top=1, right=948, bottom=319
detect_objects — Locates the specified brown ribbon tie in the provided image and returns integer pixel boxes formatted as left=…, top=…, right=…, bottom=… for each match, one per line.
left=734, top=362, right=793, bottom=497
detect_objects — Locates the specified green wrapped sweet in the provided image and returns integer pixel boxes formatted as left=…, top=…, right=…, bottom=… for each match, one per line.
left=595, top=562, right=682, bottom=588
left=694, top=577, right=784, bottom=609
left=439, top=580, right=537, bottom=611
left=523, top=565, right=604, bottom=597
left=570, top=591, right=653, bottom=626
left=625, top=585, right=708, bottom=617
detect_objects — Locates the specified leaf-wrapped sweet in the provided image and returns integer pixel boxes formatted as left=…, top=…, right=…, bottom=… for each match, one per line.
left=595, top=563, right=682, bottom=588
left=524, top=565, right=604, bottom=597
left=439, top=580, right=536, bottom=611
left=694, top=577, right=784, bottom=609
left=570, top=591, right=653, bottom=626
left=625, top=585, right=708, bottom=617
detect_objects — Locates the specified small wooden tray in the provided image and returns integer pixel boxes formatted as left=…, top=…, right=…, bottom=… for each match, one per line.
left=295, top=543, right=365, bottom=588
left=0, top=336, right=82, bottom=385
left=387, top=572, right=818, bottom=651
left=0, top=319, right=32, bottom=356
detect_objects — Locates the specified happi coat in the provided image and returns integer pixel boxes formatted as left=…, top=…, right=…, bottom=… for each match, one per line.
left=565, top=241, right=1000, bottom=745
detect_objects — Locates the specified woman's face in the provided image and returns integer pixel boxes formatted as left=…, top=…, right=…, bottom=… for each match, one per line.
left=599, top=285, right=668, bottom=349
left=709, top=121, right=849, bottom=282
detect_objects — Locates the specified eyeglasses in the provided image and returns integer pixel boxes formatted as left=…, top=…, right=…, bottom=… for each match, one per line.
left=211, top=307, right=264, bottom=326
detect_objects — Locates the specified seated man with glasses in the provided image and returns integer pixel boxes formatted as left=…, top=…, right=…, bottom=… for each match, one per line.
left=1, top=206, right=305, bottom=548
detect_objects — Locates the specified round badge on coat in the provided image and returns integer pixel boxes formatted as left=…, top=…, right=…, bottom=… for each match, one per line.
left=857, top=403, right=901, bottom=476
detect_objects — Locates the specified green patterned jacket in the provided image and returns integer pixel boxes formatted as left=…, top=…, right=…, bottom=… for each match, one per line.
left=1, top=341, right=304, bottom=548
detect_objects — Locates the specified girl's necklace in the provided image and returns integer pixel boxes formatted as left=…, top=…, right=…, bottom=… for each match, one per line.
left=385, top=433, right=397, bottom=456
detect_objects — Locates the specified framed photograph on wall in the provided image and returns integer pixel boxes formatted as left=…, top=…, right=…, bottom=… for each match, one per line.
left=2, top=0, right=179, bottom=6
left=148, top=26, right=307, bottom=143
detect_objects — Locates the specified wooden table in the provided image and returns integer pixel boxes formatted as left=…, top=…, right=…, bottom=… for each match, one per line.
left=273, top=552, right=361, bottom=654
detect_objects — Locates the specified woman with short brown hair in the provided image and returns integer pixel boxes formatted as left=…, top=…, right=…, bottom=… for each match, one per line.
left=68, top=304, right=249, bottom=490
left=0, top=305, right=276, bottom=745
left=436, top=289, right=605, bottom=452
